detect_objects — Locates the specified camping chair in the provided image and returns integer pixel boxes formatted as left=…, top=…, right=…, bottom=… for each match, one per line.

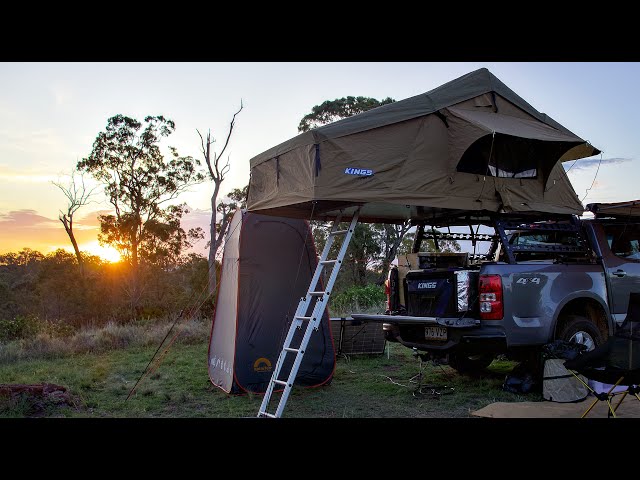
left=564, top=293, right=640, bottom=418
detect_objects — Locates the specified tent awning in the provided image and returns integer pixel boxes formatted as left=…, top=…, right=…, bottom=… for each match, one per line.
left=587, top=201, right=640, bottom=217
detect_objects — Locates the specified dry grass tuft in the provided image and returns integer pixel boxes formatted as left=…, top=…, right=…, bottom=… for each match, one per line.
left=0, top=317, right=210, bottom=364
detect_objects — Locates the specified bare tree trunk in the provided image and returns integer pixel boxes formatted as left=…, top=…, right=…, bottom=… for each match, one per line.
left=130, top=234, right=140, bottom=317
left=377, top=243, right=401, bottom=284
left=377, top=222, right=411, bottom=284
left=207, top=186, right=235, bottom=297
left=59, top=215, right=84, bottom=277
left=357, top=260, right=367, bottom=286
left=208, top=186, right=219, bottom=297
left=53, top=171, right=96, bottom=280
left=198, top=102, right=243, bottom=298
left=132, top=236, right=138, bottom=270
left=350, top=257, right=358, bottom=286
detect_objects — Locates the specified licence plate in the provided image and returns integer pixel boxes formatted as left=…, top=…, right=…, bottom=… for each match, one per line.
left=425, top=326, right=447, bottom=341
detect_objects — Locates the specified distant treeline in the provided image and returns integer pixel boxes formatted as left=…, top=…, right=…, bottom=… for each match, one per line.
left=0, top=245, right=392, bottom=343
left=0, top=248, right=212, bottom=341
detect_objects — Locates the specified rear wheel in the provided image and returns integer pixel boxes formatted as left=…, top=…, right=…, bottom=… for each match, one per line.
left=448, top=352, right=494, bottom=374
left=556, top=315, right=605, bottom=352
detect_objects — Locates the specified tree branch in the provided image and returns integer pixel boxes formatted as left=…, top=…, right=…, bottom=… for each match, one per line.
left=197, top=128, right=215, bottom=179
left=200, top=101, right=243, bottom=183
left=215, top=100, right=243, bottom=176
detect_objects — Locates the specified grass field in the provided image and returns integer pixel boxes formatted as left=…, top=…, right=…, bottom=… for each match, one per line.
left=0, top=336, right=541, bottom=418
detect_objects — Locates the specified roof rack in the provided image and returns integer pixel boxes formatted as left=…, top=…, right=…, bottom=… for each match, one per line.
left=494, top=217, right=588, bottom=264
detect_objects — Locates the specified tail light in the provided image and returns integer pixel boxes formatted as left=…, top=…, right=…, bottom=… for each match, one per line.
left=479, top=274, right=503, bottom=320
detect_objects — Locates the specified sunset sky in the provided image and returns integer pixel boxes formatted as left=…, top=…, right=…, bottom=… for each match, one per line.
left=1, top=62, right=639, bottom=261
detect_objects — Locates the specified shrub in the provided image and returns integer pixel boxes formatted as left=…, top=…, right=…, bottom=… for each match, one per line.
left=329, top=284, right=386, bottom=316
left=0, top=314, right=41, bottom=342
left=41, top=320, right=76, bottom=338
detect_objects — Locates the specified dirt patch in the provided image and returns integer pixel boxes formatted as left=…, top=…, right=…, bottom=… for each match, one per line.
left=0, top=383, right=81, bottom=417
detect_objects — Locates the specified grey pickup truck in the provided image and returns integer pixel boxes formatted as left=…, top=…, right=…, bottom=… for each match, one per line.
left=353, top=201, right=640, bottom=373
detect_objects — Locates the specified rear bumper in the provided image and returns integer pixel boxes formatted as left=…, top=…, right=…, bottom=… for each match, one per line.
left=351, top=313, right=480, bottom=328
left=352, top=313, right=506, bottom=354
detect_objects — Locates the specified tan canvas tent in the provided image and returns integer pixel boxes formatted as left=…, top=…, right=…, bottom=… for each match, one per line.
left=247, top=68, right=600, bottom=223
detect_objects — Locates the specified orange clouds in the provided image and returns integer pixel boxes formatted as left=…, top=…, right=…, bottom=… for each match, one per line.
left=0, top=207, right=212, bottom=257
left=0, top=209, right=100, bottom=254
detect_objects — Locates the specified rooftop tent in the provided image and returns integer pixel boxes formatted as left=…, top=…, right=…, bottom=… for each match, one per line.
left=247, top=68, right=600, bottom=224
left=208, top=209, right=335, bottom=394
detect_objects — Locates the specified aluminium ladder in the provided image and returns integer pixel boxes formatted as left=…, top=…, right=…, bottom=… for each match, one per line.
left=258, top=208, right=360, bottom=418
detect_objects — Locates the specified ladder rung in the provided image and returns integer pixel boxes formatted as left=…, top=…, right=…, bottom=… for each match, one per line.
left=320, top=260, right=337, bottom=265
left=284, top=347, right=299, bottom=353
left=259, top=411, right=277, bottom=418
left=273, top=380, right=288, bottom=386
left=309, top=291, right=325, bottom=296
left=295, top=316, right=312, bottom=321
left=329, top=229, right=348, bottom=236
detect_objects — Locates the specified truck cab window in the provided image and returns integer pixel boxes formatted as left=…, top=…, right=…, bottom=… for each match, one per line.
left=506, top=229, right=581, bottom=261
left=603, top=224, right=640, bottom=261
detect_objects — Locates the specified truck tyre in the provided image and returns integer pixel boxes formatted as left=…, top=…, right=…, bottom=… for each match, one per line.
left=448, top=352, right=494, bottom=374
left=556, top=315, right=605, bottom=352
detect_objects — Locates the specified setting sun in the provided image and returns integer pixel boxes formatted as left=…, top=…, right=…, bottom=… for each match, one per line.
left=81, top=241, right=122, bottom=263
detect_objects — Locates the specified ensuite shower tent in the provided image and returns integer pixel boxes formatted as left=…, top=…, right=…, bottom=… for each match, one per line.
left=208, top=209, right=335, bottom=394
